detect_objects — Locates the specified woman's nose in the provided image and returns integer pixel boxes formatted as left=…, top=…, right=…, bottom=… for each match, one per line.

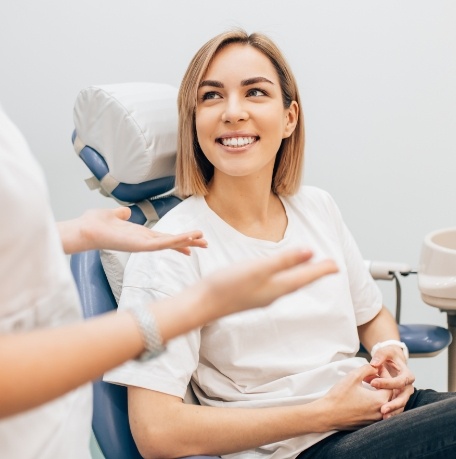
left=221, top=97, right=249, bottom=124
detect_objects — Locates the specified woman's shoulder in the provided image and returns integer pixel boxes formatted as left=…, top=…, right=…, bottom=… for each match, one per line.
left=283, top=185, right=344, bottom=225
left=289, top=185, right=337, bottom=208
left=152, top=195, right=209, bottom=232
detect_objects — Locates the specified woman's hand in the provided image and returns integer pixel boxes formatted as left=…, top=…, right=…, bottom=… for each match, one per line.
left=321, top=365, right=393, bottom=431
left=57, top=207, right=207, bottom=255
left=369, top=346, right=415, bottom=419
left=357, top=307, right=415, bottom=419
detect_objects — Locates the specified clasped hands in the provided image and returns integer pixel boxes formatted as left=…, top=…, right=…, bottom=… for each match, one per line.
left=368, top=345, right=415, bottom=419
left=324, top=347, right=415, bottom=431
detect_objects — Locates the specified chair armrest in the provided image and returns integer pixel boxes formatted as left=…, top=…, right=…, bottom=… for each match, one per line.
left=365, top=260, right=413, bottom=280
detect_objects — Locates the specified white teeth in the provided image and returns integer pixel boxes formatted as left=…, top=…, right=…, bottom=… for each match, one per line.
left=221, top=136, right=256, bottom=147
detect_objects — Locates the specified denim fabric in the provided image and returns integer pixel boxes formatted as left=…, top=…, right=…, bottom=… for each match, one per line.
left=299, top=389, right=456, bottom=459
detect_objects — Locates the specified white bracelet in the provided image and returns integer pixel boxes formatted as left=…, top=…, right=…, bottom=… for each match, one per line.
left=370, top=340, right=409, bottom=360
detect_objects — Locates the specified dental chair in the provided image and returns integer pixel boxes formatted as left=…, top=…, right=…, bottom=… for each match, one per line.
left=69, top=83, right=452, bottom=459
left=71, top=83, right=220, bottom=459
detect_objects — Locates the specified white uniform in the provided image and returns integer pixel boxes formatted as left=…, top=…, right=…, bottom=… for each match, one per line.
left=0, top=108, right=92, bottom=459
left=105, top=187, right=382, bottom=459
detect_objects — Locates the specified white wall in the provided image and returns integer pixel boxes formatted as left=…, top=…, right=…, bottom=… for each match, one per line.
left=1, top=0, right=455, bottom=391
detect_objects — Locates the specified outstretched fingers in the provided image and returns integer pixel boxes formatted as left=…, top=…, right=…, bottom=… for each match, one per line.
left=81, top=207, right=208, bottom=254
left=268, top=256, right=338, bottom=296
left=148, top=231, right=208, bottom=255
left=239, top=249, right=339, bottom=307
left=203, top=249, right=338, bottom=316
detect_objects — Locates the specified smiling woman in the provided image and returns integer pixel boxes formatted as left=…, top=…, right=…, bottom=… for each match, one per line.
left=194, top=44, right=298, bottom=195
left=104, top=29, right=456, bottom=459
left=177, top=31, right=304, bottom=199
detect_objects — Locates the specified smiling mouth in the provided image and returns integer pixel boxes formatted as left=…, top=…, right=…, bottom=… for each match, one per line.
left=217, top=136, right=259, bottom=148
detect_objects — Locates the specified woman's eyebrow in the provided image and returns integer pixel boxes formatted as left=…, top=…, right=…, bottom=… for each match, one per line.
left=199, top=80, right=223, bottom=88
left=241, top=77, right=274, bottom=86
left=198, top=77, right=274, bottom=89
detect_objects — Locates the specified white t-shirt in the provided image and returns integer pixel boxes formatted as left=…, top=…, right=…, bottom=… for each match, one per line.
left=105, top=188, right=382, bottom=459
left=0, top=108, right=92, bottom=459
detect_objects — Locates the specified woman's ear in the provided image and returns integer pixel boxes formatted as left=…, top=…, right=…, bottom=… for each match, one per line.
left=283, top=101, right=299, bottom=139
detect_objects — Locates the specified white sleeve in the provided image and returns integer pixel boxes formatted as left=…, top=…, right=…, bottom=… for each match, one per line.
left=321, top=190, right=383, bottom=325
left=103, top=250, right=201, bottom=398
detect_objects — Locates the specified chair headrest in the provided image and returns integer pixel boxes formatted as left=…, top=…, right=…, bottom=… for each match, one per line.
left=72, top=82, right=179, bottom=203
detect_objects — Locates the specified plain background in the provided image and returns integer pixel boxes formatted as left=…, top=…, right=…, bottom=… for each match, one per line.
left=1, top=0, right=455, bottom=398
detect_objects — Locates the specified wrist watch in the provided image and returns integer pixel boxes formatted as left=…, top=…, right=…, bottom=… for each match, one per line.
left=371, top=339, right=409, bottom=360
left=127, top=304, right=166, bottom=361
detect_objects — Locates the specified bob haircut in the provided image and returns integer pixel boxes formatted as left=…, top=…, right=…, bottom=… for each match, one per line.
left=176, top=29, right=304, bottom=197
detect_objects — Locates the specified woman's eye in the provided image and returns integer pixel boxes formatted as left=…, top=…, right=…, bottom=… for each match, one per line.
left=201, top=91, right=222, bottom=101
left=247, top=88, right=267, bottom=97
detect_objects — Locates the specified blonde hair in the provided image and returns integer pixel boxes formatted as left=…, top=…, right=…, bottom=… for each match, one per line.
left=176, top=29, right=304, bottom=197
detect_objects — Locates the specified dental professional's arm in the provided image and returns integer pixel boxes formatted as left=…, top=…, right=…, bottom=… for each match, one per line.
left=128, top=364, right=391, bottom=459
left=358, top=306, right=415, bottom=418
left=57, top=207, right=208, bottom=255
left=0, top=249, right=336, bottom=418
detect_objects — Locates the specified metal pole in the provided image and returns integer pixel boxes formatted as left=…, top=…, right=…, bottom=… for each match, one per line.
left=446, top=312, right=456, bottom=392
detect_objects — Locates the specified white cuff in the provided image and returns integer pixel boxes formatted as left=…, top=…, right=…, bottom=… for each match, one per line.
left=371, top=339, right=409, bottom=360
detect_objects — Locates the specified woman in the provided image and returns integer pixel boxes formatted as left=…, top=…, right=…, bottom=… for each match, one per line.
left=105, top=30, right=456, bottom=458
left=0, top=104, right=335, bottom=459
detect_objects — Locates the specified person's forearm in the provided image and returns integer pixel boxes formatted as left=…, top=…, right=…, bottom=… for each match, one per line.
left=358, top=305, right=400, bottom=353
left=130, top=393, right=331, bottom=459
left=170, top=402, right=330, bottom=457
left=56, top=218, right=85, bottom=254
left=129, top=363, right=388, bottom=458
left=0, top=310, right=143, bottom=417
left=0, top=293, right=205, bottom=418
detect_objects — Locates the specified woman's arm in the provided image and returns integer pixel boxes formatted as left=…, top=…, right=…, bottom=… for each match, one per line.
left=0, top=249, right=336, bottom=418
left=56, top=207, right=208, bottom=255
left=128, top=365, right=391, bottom=459
left=0, top=309, right=142, bottom=417
left=358, top=306, right=401, bottom=351
left=358, top=306, right=415, bottom=418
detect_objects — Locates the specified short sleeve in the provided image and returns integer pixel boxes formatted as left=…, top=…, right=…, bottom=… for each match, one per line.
left=103, top=249, right=201, bottom=397
left=318, top=189, right=383, bottom=325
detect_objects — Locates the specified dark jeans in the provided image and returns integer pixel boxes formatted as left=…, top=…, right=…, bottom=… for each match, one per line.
left=298, top=389, right=456, bottom=459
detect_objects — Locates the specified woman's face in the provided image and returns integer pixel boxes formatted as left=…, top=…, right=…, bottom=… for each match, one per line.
left=195, top=43, right=297, bottom=182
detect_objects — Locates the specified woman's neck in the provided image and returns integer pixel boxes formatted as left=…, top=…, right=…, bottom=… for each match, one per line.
left=205, top=174, right=287, bottom=242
